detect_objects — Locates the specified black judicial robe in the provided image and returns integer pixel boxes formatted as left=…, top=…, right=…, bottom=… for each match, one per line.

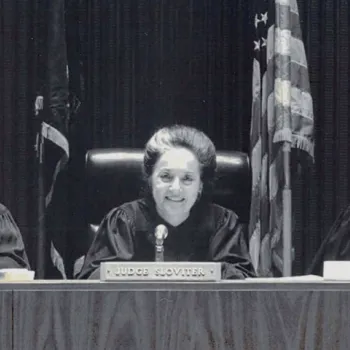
left=78, top=198, right=256, bottom=279
left=0, top=203, right=30, bottom=269
left=307, top=203, right=350, bottom=275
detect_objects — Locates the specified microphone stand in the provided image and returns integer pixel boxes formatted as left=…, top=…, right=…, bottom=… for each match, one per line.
left=154, top=224, right=168, bottom=262
left=155, top=239, right=164, bottom=262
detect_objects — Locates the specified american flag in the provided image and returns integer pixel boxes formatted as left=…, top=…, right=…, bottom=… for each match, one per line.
left=35, top=0, right=70, bottom=279
left=249, top=0, right=314, bottom=276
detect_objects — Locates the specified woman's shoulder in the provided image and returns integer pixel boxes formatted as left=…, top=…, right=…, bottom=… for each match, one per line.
left=118, top=198, right=145, bottom=211
left=103, top=199, right=142, bottom=219
left=103, top=198, right=151, bottom=228
left=202, top=202, right=238, bottom=218
left=199, top=202, right=239, bottom=228
left=105, top=198, right=143, bottom=213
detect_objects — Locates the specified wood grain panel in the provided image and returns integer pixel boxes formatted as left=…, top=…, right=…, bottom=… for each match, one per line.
left=12, top=288, right=350, bottom=350
left=156, top=290, right=350, bottom=350
left=13, top=291, right=156, bottom=350
left=0, top=291, right=12, bottom=349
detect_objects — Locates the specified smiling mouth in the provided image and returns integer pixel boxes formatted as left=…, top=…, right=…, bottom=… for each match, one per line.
left=166, top=197, right=184, bottom=202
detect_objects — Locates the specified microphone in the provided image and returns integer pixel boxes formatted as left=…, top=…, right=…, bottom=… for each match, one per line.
left=154, top=224, right=168, bottom=262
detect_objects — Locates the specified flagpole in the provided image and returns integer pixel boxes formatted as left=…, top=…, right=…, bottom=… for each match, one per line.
left=35, top=97, right=46, bottom=279
left=37, top=127, right=46, bottom=279
left=282, top=141, right=292, bottom=276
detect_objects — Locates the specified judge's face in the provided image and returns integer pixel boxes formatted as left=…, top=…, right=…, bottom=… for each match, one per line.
left=151, top=147, right=203, bottom=224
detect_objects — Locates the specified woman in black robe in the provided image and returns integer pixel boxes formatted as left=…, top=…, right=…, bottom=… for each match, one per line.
left=0, top=203, right=30, bottom=269
left=77, top=125, right=256, bottom=279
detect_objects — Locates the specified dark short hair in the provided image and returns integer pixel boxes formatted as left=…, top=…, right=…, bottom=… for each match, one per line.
left=143, top=125, right=217, bottom=195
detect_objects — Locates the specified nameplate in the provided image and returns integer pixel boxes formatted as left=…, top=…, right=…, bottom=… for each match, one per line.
left=100, top=262, right=221, bottom=281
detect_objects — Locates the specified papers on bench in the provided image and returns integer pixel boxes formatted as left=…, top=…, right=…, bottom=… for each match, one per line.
left=323, top=261, right=350, bottom=281
left=244, top=275, right=324, bottom=282
left=0, top=269, right=35, bottom=281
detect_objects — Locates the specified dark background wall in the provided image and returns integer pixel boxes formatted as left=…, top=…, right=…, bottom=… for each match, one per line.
left=1, top=0, right=349, bottom=276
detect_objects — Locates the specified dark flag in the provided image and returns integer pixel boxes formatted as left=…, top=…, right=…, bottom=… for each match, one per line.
left=249, top=0, right=314, bottom=276
left=35, top=0, right=70, bottom=278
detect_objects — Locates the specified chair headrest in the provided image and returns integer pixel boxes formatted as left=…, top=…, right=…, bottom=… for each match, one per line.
left=85, top=148, right=251, bottom=226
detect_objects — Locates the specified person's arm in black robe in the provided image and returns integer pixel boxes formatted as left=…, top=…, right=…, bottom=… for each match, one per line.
left=208, top=209, right=256, bottom=279
left=77, top=208, right=135, bottom=279
left=0, top=203, right=30, bottom=269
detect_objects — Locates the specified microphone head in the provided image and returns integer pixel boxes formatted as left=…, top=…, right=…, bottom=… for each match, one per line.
left=155, top=224, right=168, bottom=240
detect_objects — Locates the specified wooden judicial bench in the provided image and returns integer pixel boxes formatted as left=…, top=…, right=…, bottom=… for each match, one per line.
left=1, top=280, right=350, bottom=350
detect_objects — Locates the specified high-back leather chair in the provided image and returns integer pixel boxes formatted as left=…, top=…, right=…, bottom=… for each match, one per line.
left=73, top=148, right=252, bottom=276
left=84, top=148, right=251, bottom=242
